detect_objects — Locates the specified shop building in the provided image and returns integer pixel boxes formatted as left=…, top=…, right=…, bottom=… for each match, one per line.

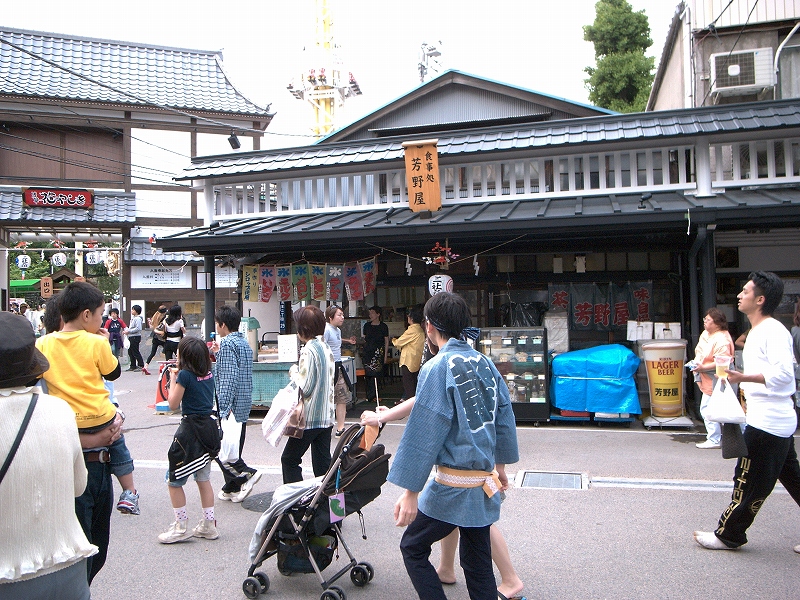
left=0, top=26, right=272, bottom=315
left=157, top=70, right=800, bottom=412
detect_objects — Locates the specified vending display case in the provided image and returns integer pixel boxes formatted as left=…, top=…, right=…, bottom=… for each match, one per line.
left=478, top=327, right=549, bottom=422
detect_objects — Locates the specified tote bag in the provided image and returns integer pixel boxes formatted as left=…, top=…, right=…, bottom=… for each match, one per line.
left=706, top=377, right=746, bottom=424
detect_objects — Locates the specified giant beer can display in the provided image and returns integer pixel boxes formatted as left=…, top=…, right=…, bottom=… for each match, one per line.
left=641, top=341, right=687, bottom=417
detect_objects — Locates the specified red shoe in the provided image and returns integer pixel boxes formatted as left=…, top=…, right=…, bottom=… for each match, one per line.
left=142, top=366, right=151, bottom=375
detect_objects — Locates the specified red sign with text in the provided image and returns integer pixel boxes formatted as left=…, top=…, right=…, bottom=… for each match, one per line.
left=23, top=188, right=94, bottom=208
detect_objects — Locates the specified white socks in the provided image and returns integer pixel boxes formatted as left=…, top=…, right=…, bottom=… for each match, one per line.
left=203, top=507, right=215, bottom=521
left=693, top=531, right=734, bottom=550
left=173, top=506, right=188, bottom=522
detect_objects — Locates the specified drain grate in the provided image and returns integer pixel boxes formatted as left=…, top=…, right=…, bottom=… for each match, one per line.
left=517, top=471, right=587, bottom=490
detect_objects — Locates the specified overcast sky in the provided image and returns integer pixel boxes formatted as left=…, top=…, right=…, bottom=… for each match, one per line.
left=4, top=0, right=680, bottom=150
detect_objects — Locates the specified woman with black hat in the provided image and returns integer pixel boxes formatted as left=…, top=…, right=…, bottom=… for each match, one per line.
left=0, top=312, right=99, bottom=599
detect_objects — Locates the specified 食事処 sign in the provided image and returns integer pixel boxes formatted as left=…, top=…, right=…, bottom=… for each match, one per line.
left=402, top=139, right=441, bottom=213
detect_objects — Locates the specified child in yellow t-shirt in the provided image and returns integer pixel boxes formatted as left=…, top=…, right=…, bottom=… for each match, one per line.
left=36, top=281, right=140, bottom=515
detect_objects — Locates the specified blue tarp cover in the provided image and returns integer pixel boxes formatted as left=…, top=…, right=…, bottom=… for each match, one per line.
left=551, top=344, right=641, bottom=414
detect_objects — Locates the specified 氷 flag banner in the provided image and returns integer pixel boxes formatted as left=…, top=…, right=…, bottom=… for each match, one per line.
left=326, top=264, right=345, bottom=303
left=344, top=263, right=364, bottom=301
left=292, top=264, right=310, bottom=303
left=259, top=265, right=275, bottom=303
left=359, top=258, right=377, bottom=296
left=310, top=264, right=326, bottom=301
left=277, top=266, right=292, bottom=302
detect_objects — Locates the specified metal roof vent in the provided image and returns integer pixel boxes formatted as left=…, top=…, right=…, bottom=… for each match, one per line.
left=515, top=470, right=588, bottom=490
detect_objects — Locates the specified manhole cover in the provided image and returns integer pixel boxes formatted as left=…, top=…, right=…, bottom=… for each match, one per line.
left=242, top=491, right=274, bottom=512
left=517, top=471, right=587, bottom=490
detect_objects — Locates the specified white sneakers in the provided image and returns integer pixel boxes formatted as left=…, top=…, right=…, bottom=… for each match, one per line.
left=696, top=440, right=721, bottom=449
left=158, top=519, right=218, bottom=543
left=158, top=520, right=193, bottom=544
left=192, top=519, right=219, bottom=540
left=219, top=471, right=262, bottom=503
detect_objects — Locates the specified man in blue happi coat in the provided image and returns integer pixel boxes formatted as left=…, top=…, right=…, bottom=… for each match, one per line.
left=388, top=292, right=519, bottom=600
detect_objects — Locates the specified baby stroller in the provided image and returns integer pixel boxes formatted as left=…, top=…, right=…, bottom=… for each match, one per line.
left=243, top=424, right=390, bottom=600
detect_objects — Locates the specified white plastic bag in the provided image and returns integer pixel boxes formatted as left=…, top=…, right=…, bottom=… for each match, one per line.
left=261, top=381, right=300, bottom=447
left=122, top=335, right=130, bottom=350
left=218, top=413, right=242, bottom=464
left=706, top=377, right=746, bottom=424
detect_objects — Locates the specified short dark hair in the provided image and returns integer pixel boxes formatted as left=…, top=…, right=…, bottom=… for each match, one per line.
left=368, top=306, right=382, bottom=318
left=177, top=336, right=210, bottom=377
left=749, top=271, right=783, bottom=317
left=705, top=307, right=728, bottom=331
left=132, top=304, right=142, bottom=315
left=43, top=294, right=63, bottom=334
left=294, top=306, right=326, bottom=340
left=214, top=305, right=241, bottom=331
left=110, top=308, right=119, bottom=316
left=60, top=281, right=104, bottom=323
left=424, top=292, right=471, bottom=340
left=325, top=305, right=343, bottom=322
left=408, top=304, right=424, bottom=325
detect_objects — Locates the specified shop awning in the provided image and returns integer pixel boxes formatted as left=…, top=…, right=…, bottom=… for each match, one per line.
left=156, top=188, right=800, bottom=261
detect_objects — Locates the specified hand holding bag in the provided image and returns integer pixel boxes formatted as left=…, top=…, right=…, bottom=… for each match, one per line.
left=261, top=381, right=301, bottom=447
left=283, top=387, right=306, bottom=439
left=705, top=377, right=746, bottom=424
left=218, top=412, right=242, bottom=464
left=154, top=322, right=166, bottom=338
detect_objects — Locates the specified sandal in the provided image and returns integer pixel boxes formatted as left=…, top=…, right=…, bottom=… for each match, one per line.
left=335, top=429, right=345, bottom=438
left=498, top=593, right=527, bottom=600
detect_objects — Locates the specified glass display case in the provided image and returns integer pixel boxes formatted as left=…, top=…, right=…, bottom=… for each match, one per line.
left=478, top=327, right=549, bottom=422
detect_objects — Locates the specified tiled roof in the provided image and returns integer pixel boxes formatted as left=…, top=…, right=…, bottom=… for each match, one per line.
left=0, top=27, right=271, bottom=117
left=0, top=186, right=135, bottom=223
left=177, top=100, right=800, bottom=181
left=157, top=187, right=800, bottom=258
left=125, top=237, right=201, bottom=264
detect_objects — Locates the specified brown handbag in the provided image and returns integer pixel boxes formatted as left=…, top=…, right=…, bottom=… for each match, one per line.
left=283, top=388, right=306, bottom=439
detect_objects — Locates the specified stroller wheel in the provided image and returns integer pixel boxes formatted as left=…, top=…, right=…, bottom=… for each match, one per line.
left=242, top=577, right=261, bottom=599
left=320, top=585, right=346, bottom=600
left=254, top=572, right=270, bottom=593
left=350, top=565, right=370, bottom=587
left=359, top=562, right=374, bottom=581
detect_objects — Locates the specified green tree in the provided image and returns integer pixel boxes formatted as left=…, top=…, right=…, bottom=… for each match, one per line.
left=584, top=0, right=655, bottom=113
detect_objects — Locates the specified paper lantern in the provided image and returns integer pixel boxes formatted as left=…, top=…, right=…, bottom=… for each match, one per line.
left=428, top=274, right=453, bottom=296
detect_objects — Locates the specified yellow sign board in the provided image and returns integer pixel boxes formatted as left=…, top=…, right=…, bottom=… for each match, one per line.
left=402, top=139, right=441, bottom=212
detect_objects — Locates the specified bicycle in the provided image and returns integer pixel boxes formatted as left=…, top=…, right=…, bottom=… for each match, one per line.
left=157, top=359, right=178, bottom=403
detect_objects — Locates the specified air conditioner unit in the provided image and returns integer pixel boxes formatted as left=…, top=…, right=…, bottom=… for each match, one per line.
left=710, top=47, right=776, bottom=97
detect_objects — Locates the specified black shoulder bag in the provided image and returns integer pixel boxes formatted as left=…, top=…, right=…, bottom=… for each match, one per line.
left=0, top=393, right=38, bottom=485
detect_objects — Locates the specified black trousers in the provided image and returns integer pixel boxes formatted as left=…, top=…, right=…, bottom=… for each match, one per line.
left=400, top=365, right=419, bottom=401
left=400, top=510, right=495, bottom=600
left=281, top=426, right=333, bottom=484
left=74, top=460, right=113, bottom=584
left=215, top=421, right=256, bottom=493
left=146, top=335, right=165, bottom=364
left=715, top=425, right=800, bottom=547
left=127, top=335, right=144, bottom=368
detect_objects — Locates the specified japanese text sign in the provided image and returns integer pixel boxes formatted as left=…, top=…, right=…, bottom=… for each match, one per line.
left=402, top=139, right=441, bottom=213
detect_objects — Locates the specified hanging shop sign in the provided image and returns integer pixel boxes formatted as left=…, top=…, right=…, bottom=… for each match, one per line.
left=547, top=282, right=653, bottom=332
left=402, top=139, right=441, bottom=213
left=23, top=188, right=94, bottom=208
left=39, top=276, right=53, bottom=298
left=428, top=274, right=453, bottom=296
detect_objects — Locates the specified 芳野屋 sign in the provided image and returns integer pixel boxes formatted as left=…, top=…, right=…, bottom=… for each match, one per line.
left=23, top=188, right=94, bottom=208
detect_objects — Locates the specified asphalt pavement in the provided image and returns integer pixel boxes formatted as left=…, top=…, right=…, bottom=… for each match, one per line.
left=88, top=368, right=800, bottom=600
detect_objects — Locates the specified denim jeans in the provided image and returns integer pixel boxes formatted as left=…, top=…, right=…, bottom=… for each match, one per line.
left=699, top=392, right=722, bottom=444
left=74, top=459, right=113, bottom=583
left=109, top=434, right=134, bottom=478
left=400, top=510, right=494, bottom=600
